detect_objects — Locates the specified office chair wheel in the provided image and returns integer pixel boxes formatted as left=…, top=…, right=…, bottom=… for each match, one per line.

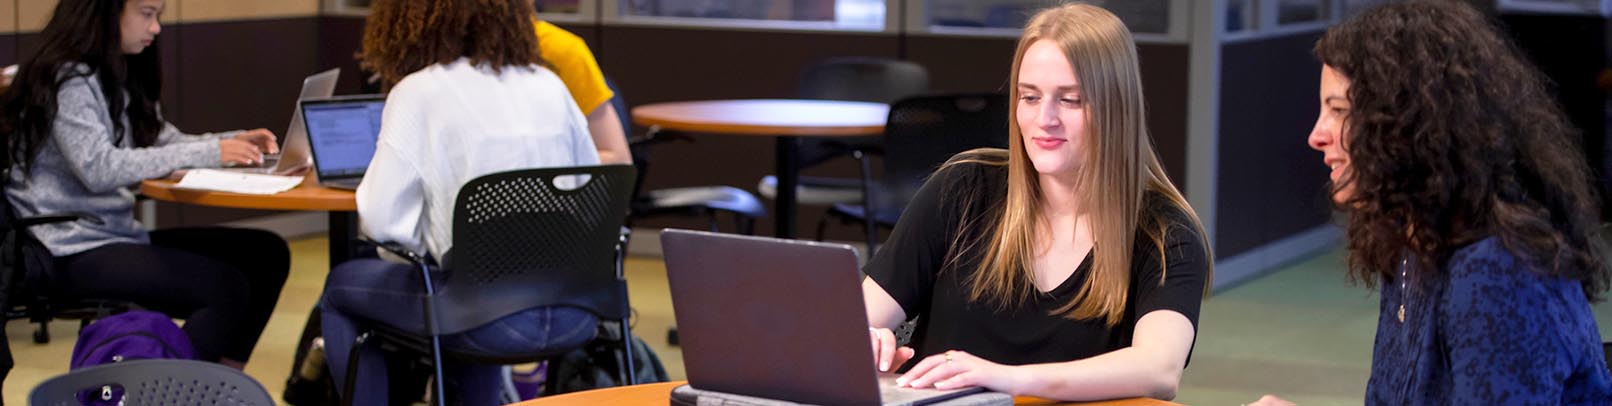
left=34, top=324, right=49, bottom=344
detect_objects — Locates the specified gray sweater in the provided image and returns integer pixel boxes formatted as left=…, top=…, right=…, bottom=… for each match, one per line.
left=5, top=65, right=234, bottom=256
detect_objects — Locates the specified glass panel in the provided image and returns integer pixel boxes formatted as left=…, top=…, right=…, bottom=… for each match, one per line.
left=618, top=0, right=886, bottom=29
left=1340, top=0, right=1392, bottom=17
left=535, top=0, right=583, bottom=14
left=1227, top=0, right=1251, bottom=32
left=1503, top=0, right=1602, bottom=13
left=926, top=0, right=1171, bottom=34
left=1275, top=0, right=1327, bottom=25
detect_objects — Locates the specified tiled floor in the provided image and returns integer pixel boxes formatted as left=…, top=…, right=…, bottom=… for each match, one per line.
left=7, top=236, right=1612, bottom=405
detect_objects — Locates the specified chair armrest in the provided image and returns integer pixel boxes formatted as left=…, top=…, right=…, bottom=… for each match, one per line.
left=11, top=212, right=101, bottom=229
left=627, top=128, right=695, bottom=147
left=358, top=237, right=430, bottom=267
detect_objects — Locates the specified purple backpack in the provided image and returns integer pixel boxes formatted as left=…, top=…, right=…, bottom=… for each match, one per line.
left=67, top=310, right=195, bottom=405
left=70, top=310, right=195, bottom=369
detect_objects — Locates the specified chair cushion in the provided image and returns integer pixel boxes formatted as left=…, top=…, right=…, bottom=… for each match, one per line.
left=756, top=176, right=864, bottom=205
left=826, top=203, right=902, bottom=227
left=642, top=186, right=766, bottom=219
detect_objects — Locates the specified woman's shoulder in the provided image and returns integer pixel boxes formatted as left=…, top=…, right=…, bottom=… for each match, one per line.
left=1139, top=191, right=1204, bottom=243
left=1445, top=237, right=1529, bottom=280
left=1441, top=236, right=1588, bottom=311
left=52, top=63, right=96, bottom=89
left=395, top=59, right=564, bottom=96
left=930, top=149, right=1008, bottom=187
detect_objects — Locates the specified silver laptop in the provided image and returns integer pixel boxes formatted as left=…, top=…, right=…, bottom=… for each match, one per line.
left=660, top=229, right=987, bottom=406
left=299, top=94, right=385, bottom=190
left=221, top=68, right=339, bottom=175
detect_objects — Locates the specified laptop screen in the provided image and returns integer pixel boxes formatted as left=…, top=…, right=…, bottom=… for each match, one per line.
left=301, top=96, right=385, bottom=179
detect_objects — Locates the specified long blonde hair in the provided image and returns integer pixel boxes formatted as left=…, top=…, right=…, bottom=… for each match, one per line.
left=948, top=3, right=1210, bottom=326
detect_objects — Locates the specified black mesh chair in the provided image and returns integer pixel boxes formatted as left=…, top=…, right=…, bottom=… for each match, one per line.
left=347, top=165, right=638, bottom=406
left=757, top=57, right=930, bottom=208
left=29, top=359, right=274, bottom=406
left=612, top=79, right=765, bottom=234
left=819, top=93, right=1010, bottom=252
left=0, top=167, right=127, bottom=396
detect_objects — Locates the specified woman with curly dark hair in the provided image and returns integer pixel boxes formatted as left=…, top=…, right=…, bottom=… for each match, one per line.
left=1255, top=1, right=1612, bottom=404
left=318, top=0, right=599, bottom=404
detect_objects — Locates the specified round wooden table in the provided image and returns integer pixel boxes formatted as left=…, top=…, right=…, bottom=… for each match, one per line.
left=505, top=381, right=1183, bottom=406
left=139, top=176, right=356, bottom=212
left=631, top=99, right=888, bottom=238
left=139, top=175, right=359, bottom=267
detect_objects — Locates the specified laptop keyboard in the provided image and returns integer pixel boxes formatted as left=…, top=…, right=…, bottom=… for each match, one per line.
left=876, top=374, right=983, bottom=406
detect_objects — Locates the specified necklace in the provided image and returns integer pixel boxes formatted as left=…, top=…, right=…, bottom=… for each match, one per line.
left=1397, top=258, right=1407, bottom=323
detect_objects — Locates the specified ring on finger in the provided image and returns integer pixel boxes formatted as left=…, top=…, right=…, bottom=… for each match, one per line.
left=945, top=351, right=954, bottom=364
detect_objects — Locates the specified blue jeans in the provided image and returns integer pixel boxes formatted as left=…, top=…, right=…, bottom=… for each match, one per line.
left=321, top=258, right=598, bottom=406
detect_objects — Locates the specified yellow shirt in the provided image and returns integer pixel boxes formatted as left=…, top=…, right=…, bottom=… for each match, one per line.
left=533, top=20, right=615, bottom=114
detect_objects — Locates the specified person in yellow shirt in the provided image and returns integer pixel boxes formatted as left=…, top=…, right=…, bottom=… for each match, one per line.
left=532, top=19, right=631, bottom=165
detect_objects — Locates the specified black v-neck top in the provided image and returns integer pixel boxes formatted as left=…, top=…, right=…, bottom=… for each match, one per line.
left=864, top=162, right=1210, bottom=370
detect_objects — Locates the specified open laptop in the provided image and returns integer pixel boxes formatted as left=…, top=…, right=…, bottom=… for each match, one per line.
left=660, top=229, right=987, bottom=406
left=221, top=68, right=339, bottom=175
left=299, top=94, right=385, bottom=190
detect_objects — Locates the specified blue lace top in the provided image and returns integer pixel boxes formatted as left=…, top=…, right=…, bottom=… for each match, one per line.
left=1367, top=237, right=1612, bottom=405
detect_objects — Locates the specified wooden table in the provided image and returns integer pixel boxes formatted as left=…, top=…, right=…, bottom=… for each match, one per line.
left=139, top=174, right=360, bottom=268
left=507, top=381, right=1182, bottom=406
left=632, top=99, right=888, bottom=238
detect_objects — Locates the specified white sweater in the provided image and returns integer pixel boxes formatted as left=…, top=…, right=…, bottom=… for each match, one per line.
left=356, top=58, right=598, bottom=260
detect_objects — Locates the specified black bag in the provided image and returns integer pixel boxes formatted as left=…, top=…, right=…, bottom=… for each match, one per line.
left=546, top=332, right=668, bottom=395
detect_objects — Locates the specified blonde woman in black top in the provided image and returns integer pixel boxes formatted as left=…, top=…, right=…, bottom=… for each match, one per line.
left=863, top=4, right=1211, bottom=402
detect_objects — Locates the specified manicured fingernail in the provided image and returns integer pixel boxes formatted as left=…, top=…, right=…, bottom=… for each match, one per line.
left=880, top=362, right=889, bottom=371
left=895, top=378, right=907, bottom=387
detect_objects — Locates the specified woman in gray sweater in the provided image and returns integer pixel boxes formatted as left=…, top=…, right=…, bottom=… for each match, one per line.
left=0, top=0, right=289, bottom=369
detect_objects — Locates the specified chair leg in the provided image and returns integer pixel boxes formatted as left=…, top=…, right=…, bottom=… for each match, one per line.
left=428, top=334, right=446, bottom=406
left=620, top=320, right=637, bottom=386
left=864, top=218, right=878, bottom=255
left=341, top=332, right=369, bottom=406
left=33, top=321, right=48, bottom=344
left=814, top=215, right=829, bottom=242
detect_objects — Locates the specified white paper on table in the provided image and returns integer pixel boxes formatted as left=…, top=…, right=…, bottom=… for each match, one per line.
left=173, top=169, right=304, bottom=195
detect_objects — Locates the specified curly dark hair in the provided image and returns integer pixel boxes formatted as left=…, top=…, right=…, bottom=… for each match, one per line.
left=0, top=0, right=164, bottom=172
left=359, top=0, right=544, bottom=89
left=1315, top=0, right=1610, bottom=298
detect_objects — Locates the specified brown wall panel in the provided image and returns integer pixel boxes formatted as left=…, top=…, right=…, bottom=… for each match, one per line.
left=316, top=16, right=369, bottom=95
left=0, top=34, right=15, bottom=67
left=0, top=0, right=15, bottom=34
left=553, top=21, right=600, bottom=51
left=904, top=34, right=1015, bottom=94
left=179, top=0, right=318, bottom=23
left=170, top=18, right=320, bottom=133
left=1215, top=33, right=1332, bottom=259
left=1136, top=44, right=1190, bottom=191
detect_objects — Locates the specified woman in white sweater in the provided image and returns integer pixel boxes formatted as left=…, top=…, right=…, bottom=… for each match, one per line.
left=318, top=0, right=599, bottom=404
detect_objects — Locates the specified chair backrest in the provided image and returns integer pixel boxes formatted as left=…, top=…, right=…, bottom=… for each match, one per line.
left=876, top=93, right=1011, bottom=209
left=435, top=165, right=636, bottom=335
left=0, top=167, right=61, bottom=313
left=29, top=359, right=274, bottom=406
left=797, top=57, right=929, bottom=104
left=604, top=77, right=652, bottom=205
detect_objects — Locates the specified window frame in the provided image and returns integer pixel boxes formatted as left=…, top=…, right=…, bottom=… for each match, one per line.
left=901, top=0, right=1191, bottom=45
left=1496, top=0, right=1611, bottom=15
left=600, top=0, right=900, bottom=34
